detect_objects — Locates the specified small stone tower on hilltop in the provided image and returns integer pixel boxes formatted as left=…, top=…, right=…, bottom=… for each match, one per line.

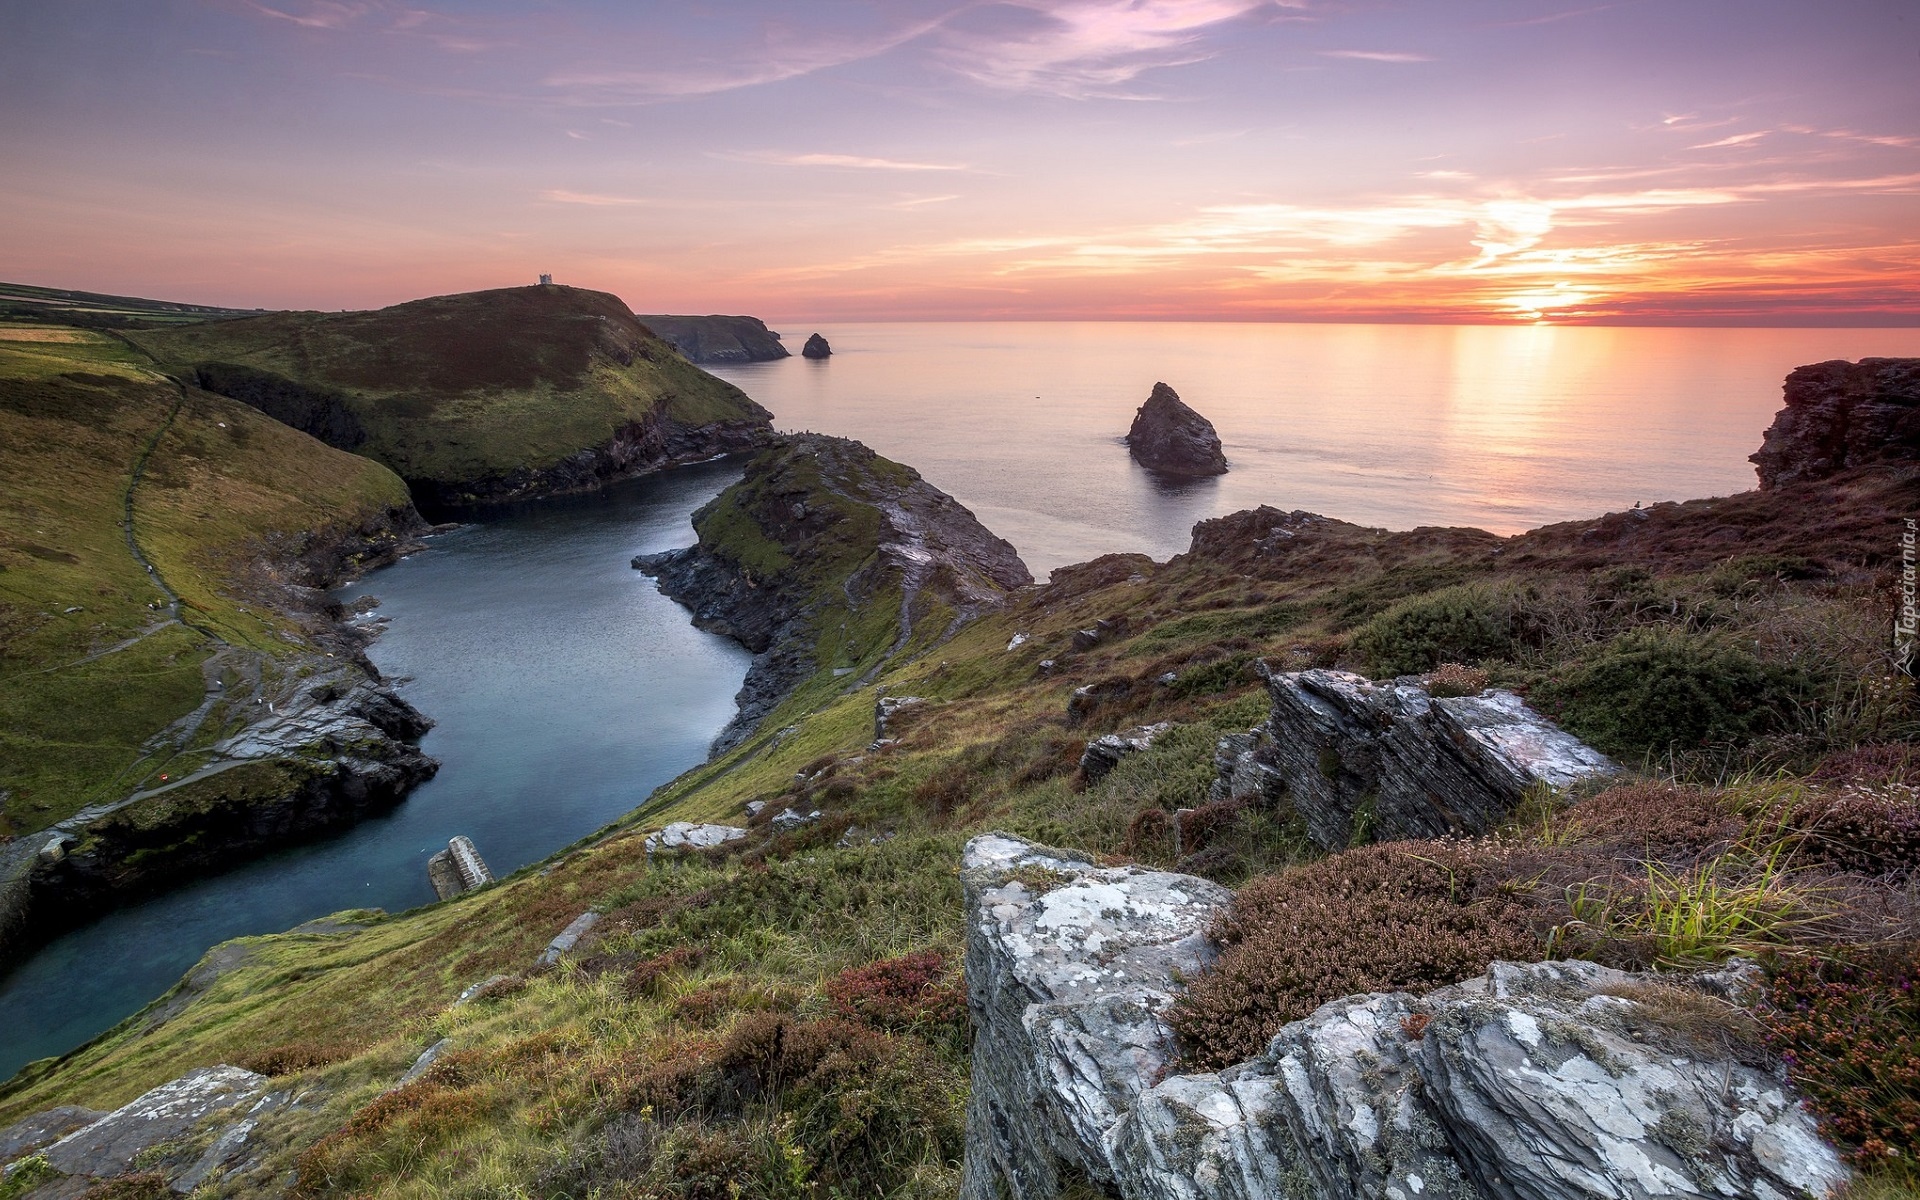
left=538, top=273, right=553, bottom=286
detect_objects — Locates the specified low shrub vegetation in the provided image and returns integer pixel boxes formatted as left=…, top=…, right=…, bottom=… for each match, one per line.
left=1762, top=943, right=1920, bottom=1166
left=1168, top=841, right=1543, bottom=1068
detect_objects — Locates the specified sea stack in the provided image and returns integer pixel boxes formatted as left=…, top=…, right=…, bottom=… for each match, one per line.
left=1126, top=382, right=1227, bottom=476
left=802, top=333, right=833, bottom=359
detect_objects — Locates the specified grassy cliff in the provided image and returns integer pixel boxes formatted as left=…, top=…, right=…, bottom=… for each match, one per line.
left=0, top=326, right=414, bottom=837
left=2, top=409, right=1916, bottom=1196
left=124, top=287, right=772, bottom=504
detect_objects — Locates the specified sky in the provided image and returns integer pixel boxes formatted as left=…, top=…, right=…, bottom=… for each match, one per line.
left=2, top=0, right=1917, bottom=323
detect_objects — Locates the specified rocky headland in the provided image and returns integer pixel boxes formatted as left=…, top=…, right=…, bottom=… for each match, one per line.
left=129, top=287, right=777, bottom=508
left=635, top=433, right=1032, bottom=748
left=634, top=313, right=792, bottom=364
left=0, top=340, right=443, bottom=962
left=1127, top=382, right=1228, bottom=477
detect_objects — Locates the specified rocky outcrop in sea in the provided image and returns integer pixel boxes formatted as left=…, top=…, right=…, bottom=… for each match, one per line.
left=1127, top=382, right=1227, bottom=477
left=1751, top=356, right=1920, bottom=488
left=959, top=833, right=1850, bottom=1200
left=802, top=333, right=832, bottom=359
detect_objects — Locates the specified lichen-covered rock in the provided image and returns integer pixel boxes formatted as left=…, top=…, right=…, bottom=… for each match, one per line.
left=0, top=1106, right=103, bottom=1166
left=1751, top=357, right=1920, bottom=488
left=1227, top=669, right=1616, bottom=849
left=1081, top=723, right=1174, bottom=783
left=35, top=1066, right=267, bottom=1183
left=875, top=694, right=925, bottom=741
left=1419, top=960, right=1850, bottom=1200
left=1127, top=383, right=1227, bottom=477
left=962, top=835, right=1849, bottom=1200
left=958, top=834, right=1230, bottom=1200
left=536, top=910, right=600, bottom=966
left=643, top=822, right=746, bottom=854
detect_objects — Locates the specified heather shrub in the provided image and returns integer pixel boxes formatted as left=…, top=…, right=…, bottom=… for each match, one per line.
left=1787, top=785, right=1920, bottom=877
left=825, top=951, right=964, bottom=1035
left=1563, top=783, right=1743, bottom=861
left=1168, top=842, right=1542, bottom=1068
left=627, top=946, right=705, bottom=999
left=1813, top=744, right=1920, bottom=787
left=1763, top=944, right=1920, bottom=1165
left=1528, top=629, right=1810, bottom=757
left=72, top=1176, right=172, bottom=1200
left=235, top=1039, right=354, bottom=1076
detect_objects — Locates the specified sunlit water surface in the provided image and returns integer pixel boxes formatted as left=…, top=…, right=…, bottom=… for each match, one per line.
left=715, top=323, right=1920, bottom=577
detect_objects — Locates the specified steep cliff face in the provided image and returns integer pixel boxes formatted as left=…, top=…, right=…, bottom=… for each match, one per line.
left=635, top=314, right=791, bottom=364
left=1127, top=382, right=1227, bottom=477
left=1751, top=357, right=1920, bottom=488
left=637, top=433, right=1031, bottom=747
left=960, top=834, right=1851, bottom=1200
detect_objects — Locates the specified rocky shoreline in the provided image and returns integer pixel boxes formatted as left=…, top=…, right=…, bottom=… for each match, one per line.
left=0, top=501, right=443, bottom=962
left=411, top=407, right=774, bottom=511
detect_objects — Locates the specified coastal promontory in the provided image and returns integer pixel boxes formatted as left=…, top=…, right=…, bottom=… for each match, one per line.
left=634, top=314, right=791, bottom=364
left=1126, top=381, right=1227, bottom=476
left=129, top=287, right=776, bottom=507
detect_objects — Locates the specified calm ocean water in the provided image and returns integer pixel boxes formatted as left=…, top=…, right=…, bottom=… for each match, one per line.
left=713, top=323, right=1920, bottom=577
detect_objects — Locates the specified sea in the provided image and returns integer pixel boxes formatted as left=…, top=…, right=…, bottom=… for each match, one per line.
left=711, top=322, right=1920, bottom=577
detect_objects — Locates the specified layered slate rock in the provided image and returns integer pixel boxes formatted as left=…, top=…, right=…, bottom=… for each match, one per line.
left=958, top=834, right=1230, bottom=1200
left=1080, top=722, right=1174, bottom=783
left=1126, top=383, right=1227, bottom=477
left=0, top=1066, right=292, bottom=1195
left=1216, top=669, right=1617, bottom=850
left=959, top=834, right=1851, bottom=1200
left=802, top=333, right=833, bottom=359
left=1751, top=357, right=1920, bottom=488
left=427, top=834, right=493, bottom=900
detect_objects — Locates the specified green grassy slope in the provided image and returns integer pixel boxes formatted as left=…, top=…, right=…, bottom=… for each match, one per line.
left=0, top=327, right=414, bottom=836
left=0, top=281, right=257, bottom=329
left=2, top=442, right=1913, bottom=1198
left=125, top=286, right=771, bottom=496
